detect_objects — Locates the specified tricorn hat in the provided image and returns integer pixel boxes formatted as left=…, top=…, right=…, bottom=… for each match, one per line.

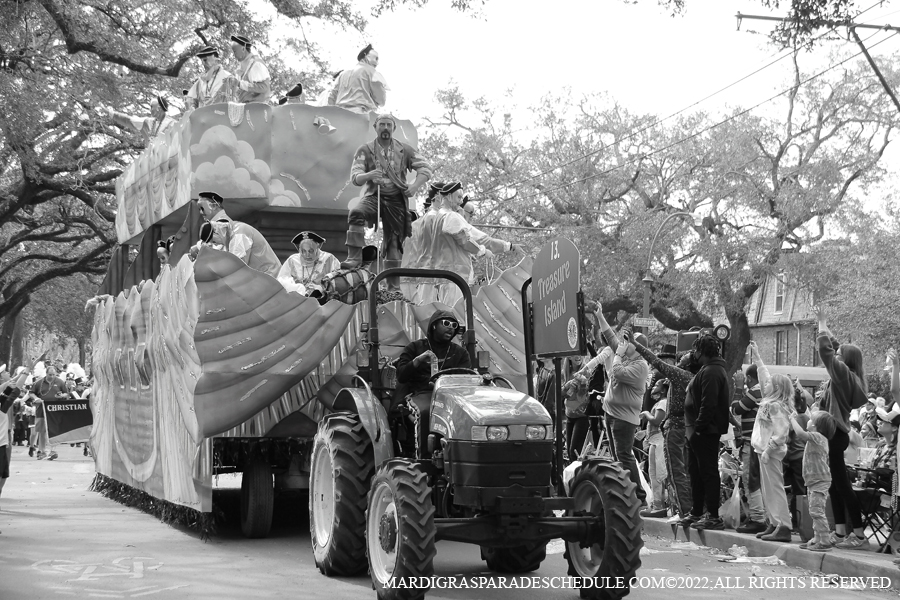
left=285, top=83, right=303, bottom=97
left=196, top=46, right=219, bottom=58
left=197, top=191, right=224, bottom=205
left=230, top=34, right=252, bottom=48
left=291, top=231, right=325, bottom=247
left=357, top=43, right=373, bottom=62
left=659, top=344, right=677, bottom=360
left=440, top=181, right=462, bottom=196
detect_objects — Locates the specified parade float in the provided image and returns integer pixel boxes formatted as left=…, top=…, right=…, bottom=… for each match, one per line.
left=89, top=101, right=533, bottom=536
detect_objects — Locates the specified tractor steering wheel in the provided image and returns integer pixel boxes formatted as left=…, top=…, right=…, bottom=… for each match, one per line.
left=487, top=375, right=515, bottom=389
left=428, top=368, right=479, bottom=385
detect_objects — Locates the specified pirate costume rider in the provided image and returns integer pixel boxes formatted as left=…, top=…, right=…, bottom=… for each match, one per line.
left=277, top=231, right=340, bottom=296
left=230, top=35, right=271, bottom=104
left=186, top=46, right=233, bottom=108
left=327, top=44, right=389, bottom=113
left=343, top=113, right=432, bottom=290
left=193, top=191, right=281, bottom=278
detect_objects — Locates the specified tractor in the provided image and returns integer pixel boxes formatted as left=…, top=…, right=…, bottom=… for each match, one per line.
left=309, top=269, right=642, bottom=600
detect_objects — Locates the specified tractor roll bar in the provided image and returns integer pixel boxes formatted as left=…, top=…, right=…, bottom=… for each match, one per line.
left=366, top=268, right=477, bottom=386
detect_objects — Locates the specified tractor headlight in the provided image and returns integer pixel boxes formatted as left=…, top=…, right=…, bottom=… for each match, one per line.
left=486, top=425, right=509, bottom=441
left=472, top=425, right=510, bottom=441
left=472, top=425, right=516, bottom=441
left=525, top=425, right=547, bottom=440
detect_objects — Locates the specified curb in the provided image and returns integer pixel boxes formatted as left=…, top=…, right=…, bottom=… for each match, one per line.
left=642, top=518, right=900, bottom=588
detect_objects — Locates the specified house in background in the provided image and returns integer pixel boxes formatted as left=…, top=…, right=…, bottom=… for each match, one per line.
left=744, top=272, right=828, bottom=388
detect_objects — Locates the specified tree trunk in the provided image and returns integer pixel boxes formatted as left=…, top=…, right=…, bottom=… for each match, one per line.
left=0, top=301, right=27, bottom=368
left=78, top=337, right=87, bottom=367
left=725, top=310, right=752, bottom=376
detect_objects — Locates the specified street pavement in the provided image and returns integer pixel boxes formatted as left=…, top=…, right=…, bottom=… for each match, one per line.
left=1, top=444, right=898, bottom=600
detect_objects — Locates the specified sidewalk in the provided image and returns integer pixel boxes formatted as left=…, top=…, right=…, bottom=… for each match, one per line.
left=642, top=516, right=900, bottom=588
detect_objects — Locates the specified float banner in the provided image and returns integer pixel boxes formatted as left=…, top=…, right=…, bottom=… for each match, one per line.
left=45, top=399, right=93, bottom=444
left=531, top=237, right=582, bottom=357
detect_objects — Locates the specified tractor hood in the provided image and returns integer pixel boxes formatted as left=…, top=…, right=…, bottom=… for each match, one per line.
left=429, top=375, right=551, bottom=440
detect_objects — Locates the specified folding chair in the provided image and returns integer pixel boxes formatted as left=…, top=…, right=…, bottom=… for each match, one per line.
left=854, top=467, right=900, bottom=552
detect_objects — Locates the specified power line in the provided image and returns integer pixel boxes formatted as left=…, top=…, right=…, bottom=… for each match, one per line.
left=505, top=29, right=898, bottom=206
left=473, top=0, right=888, bottom=199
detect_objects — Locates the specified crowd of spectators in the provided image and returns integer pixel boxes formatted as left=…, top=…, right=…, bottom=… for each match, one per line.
left=560, top=303, right=892, bottom=553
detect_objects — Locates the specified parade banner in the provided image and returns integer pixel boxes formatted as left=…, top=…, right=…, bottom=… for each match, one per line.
left=45, top=398, right=93, bottom=444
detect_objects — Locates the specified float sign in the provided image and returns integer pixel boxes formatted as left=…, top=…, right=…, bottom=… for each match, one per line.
left=532, top=237, right=583, bottom=357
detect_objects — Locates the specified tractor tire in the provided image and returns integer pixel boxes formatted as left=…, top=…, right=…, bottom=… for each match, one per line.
left=481, top=542, right=547, bottom=573
left=367, top=459, right=436, bottom=600
left=240, top=452, right=274, bottom=539
left=310, top=413, right=375, bottom=576
left=564, top=458, right=643, bottom=600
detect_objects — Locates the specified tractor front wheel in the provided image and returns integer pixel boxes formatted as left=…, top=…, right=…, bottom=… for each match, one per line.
left=367, top=459, right=436, bottom=600
left=564, top=458, right=643, bottom=600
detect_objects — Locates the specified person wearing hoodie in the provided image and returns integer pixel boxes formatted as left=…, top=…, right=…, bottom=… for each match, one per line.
left=816, top=306, right=869, bottom=550
left=682, top=334, right=731, bottom=531
left=396, top=310, right=471, bottom=396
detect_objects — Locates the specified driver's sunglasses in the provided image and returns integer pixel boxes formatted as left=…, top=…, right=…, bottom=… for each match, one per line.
left=439, top=319, right=459, bottom=330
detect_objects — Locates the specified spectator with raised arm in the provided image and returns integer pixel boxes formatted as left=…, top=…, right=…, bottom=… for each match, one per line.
left=579, top=302, right=649, bottom=508
left=791, top=410, right=837, bottom=552
left=629, top=335, right=693, bottom=521
left=816, top=306, right=869, bottom=550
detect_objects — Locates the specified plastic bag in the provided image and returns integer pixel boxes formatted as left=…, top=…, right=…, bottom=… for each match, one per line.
left=721, top=474, right=741, bottom=529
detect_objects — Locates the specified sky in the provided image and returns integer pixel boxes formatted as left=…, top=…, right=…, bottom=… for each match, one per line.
left=273, top=0, right=900, bottom=206
left=305, top=0, right=900, bottom=122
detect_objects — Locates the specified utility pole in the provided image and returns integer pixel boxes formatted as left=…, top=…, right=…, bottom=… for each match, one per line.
left=736, top=13, right=900, bottom=116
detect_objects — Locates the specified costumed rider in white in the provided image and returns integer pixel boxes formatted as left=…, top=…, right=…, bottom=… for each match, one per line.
left=277, top=231, right=340, bottom=297
left=230, top=35, right=271, bottom=104
left=103, top=95, right=175, bottom=140
left=186, top=46, right=233, bottom=108
left=327, top=44, right=388, bottom=113
left=190, top=191, right=282, bottom=278
left=413, top=181, right=493, bottom=307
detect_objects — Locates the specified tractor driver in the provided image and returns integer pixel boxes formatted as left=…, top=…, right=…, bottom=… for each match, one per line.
left=395, top=310, right=471, bottom=452
left=396, top=309, right=471, bottom=396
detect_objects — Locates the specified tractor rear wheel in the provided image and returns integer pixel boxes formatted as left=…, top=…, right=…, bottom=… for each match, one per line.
left=310, top=413, right=375, bottom=575
left=481, top=542, right=547, bottom=573
left=367, top=459, right=436, bottom=600
left=564, top=458, right=642, bottom=600
left=240, top=451, right=274, bottom=539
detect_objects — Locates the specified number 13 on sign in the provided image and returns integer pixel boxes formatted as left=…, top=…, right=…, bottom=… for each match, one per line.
left=550, top=241, right=559, bottom=260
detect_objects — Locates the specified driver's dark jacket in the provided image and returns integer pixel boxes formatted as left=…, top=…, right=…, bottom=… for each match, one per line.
left=396, top=311, right=471, bottom=395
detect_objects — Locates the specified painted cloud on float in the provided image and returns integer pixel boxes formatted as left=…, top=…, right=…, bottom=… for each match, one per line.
left=191, top=125, right=269, bottom=198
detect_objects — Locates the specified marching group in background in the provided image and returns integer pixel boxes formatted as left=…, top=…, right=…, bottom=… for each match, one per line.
left=0, top=360, right=93, bottom=507
left=555, top=302, right=895, bottom=554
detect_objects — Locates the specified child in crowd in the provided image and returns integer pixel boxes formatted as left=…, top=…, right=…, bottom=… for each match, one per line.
left=752, top=373, right=796, bottom=542
left=640, top=378, right=669, bottom=518
left=790, top=411, right=836, bottom=552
